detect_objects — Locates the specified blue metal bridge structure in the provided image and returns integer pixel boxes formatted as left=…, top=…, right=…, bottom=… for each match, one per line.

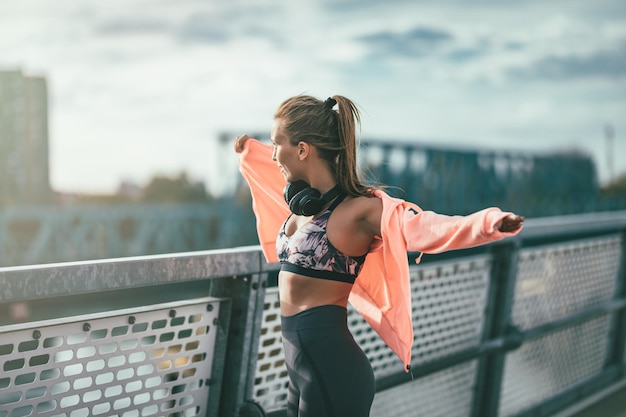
left=1, top=139, right=625, bottom=269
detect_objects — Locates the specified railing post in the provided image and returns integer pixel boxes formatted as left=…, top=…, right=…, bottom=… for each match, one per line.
left=606, top=229, right=626, bottom=374
left=0, top=211, right=5, bottom=266
left=209, top=268, right=268, bottom=417
left=471, top=240, right=521, bottom=417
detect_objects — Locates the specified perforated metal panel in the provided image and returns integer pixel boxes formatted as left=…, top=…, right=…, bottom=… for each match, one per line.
left=409, top=256, right=491, bottom=367
left=253, top=292, right=288, bottom=412
left=0, top=298, right=223, bottom=417
left=498, top=236, right=622, bottom=416
left=370, top=361, right=478, bottom=417
left=511, top=236, right=621, bottom=330
left=252, top=255, right=492, bottom=414
left=499, top=315, right=612, bottom=417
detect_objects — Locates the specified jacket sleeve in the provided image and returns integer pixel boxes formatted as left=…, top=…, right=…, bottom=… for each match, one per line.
left=238, top=139, right=290, bottom=263
left=399, top=203, right=521, bottom=258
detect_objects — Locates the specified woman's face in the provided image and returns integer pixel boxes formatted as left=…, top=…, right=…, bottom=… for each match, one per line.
left=271, top=119, right=302, bottom=182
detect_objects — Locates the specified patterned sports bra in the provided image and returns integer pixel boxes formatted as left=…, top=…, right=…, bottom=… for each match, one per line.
left=276, top=195, right=366, bottom=284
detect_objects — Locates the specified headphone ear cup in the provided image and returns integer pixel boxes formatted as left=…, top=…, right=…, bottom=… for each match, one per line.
left=284, top=180, right=310, bottom=205
left=289, top=188, right=322, bottom=216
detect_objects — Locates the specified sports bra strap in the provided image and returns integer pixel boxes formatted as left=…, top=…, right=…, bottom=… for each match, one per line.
left=328, top=193, right=346, bottom=211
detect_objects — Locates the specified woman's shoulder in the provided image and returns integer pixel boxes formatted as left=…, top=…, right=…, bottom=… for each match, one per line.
left=341, top=194, right=383, bottom=224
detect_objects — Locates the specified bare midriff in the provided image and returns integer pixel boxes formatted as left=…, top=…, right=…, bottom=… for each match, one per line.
left=279, top=271, right=353, bottom=317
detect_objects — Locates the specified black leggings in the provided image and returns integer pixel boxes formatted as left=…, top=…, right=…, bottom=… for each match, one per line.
left=281, top=305, right=376, bottom=417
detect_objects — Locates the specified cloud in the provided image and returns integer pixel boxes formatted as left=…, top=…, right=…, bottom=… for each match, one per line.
left=446, top=47, right=487, bottom=62
left=357, top=26, right=454, bottom=58
left=177, top=12, right=233, bottom=43
left=175, top=4, right=284, bottom=46
left=509, top=43, right=626, bottom=80
left=96, top=18, right=172, bottom=36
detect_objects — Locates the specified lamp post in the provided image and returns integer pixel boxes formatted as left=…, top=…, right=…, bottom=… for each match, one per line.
left=605, top=123, right=615, bottom=184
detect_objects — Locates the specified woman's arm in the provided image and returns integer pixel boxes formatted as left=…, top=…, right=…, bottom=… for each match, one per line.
left=400, top=205, right=524, bottom=255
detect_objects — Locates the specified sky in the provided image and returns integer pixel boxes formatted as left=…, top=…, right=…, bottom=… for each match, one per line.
left=1, top=0, right=625, bottom=196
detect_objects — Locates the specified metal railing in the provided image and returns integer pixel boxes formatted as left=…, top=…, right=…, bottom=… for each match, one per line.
left=1, top=211, right=626, bottom=417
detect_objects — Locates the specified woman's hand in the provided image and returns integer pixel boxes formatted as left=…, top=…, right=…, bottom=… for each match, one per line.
left=497, top=214, right=525, bottom=233
left=233, top=134, right=251, bottom=153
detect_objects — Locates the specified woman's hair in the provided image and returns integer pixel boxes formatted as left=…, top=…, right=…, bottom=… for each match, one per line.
left=274, top=94, right=373, bottom=197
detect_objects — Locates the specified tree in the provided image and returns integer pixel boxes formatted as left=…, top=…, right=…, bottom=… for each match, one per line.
left=602, top=172, right=626, bottom=195
left=141, top=172, right=211, bottom=203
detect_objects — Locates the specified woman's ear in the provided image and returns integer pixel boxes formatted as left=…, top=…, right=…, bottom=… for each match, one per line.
left=297, top=141, right=310, bottom=161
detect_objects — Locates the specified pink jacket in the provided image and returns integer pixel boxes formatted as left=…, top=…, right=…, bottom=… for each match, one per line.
left=238, top=139, right=521, bottom=370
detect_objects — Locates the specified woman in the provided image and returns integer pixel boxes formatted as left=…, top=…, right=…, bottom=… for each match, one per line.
left=234, top=95, right=524, bottom=417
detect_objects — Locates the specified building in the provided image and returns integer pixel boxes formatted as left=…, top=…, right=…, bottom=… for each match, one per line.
left=0, top=69, right=51, bottom=205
